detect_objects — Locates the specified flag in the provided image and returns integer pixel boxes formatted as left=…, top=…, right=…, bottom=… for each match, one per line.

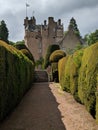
left=26, top=3, right=30, bottom=7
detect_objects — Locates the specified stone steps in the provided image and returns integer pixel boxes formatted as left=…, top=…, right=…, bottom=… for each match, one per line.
left=34, top=70, right=48, bottom=82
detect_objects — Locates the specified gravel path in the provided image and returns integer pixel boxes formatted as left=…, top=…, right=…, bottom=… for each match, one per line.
left=0, top=82, right=98, bottom=130
left=50, top=83, right=98, bottom=130
left=0, top=83, right=66, bottom=130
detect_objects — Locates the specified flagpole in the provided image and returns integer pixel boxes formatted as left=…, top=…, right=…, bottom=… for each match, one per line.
left=26, top=4, right=27, bottom=17
left=26, top=2, right=30, bottom=17
left=26, top=0, right=27, bottom=17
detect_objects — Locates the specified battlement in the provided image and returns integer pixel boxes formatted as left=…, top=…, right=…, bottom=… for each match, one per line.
left=24, top=16, right=63, bottom=34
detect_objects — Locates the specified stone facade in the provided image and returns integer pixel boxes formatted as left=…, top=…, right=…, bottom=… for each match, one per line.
left=24, top=16, right=84, bottom=60
left=24, top=16, right=63, bottom=60
left=59, top=26, right=84, bottom=52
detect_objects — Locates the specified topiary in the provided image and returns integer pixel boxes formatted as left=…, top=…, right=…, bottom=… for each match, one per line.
left=0, top=40, right=35, bottom=121
left=58, top=56, right=69, bottom=90
left=14, top=43, right=35, bottom=63
left=70, top=49, right=84, bottom=102
left=43, top=44, right=60, bottom=69
left=49, top=50, right=66, bottom=63
left=20, top=49, right=35, bottom=63
left=78, top=42, right=98, bottom=118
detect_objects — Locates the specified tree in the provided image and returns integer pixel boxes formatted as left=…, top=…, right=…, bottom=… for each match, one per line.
left=68, top=17, right=81, bottom=38
left=0, top=20, right=9, bottom=43
left=84, top=30, right=98, bottom=45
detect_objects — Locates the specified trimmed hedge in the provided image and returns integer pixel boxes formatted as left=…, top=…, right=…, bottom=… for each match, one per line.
left=20, top=49, right=35, bottom=63
left=0, top=40, right=35, bottom=121
left=14, top=43, right=35, bottom=63
left=70, top=49, right=84, bottom=102
left=50, top=50, right=66, bottom=63
left=51, top=62, right=58, bottom=82
left=44, top=44, right=60, bottom=69
left=58, top=49, right=83, bottom=97
left=58, top=56, right=69, bottom=90
left=58, top=42, right=98, bottom=120
left=62, top=55, right=72, bottom=92
left=96, top=92, right=98, bottom=123
left=78, top=43, right=98, bottom=117
left=50, top=50, right=66, bottom=82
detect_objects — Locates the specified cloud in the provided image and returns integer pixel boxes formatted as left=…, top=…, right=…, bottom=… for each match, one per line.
left=0, top=0, right=98, bottom=42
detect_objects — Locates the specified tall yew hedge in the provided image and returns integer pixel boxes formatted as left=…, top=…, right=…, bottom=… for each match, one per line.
left=78, top=43, right=98, bottom=118
left=0, top=40, right=34, bottom=121
left=58, top=42, right=98, bottom=121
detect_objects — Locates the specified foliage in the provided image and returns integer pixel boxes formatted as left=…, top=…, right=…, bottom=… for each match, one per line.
left=84, top=30, right=98, bottom=45
left=50, top=50, right=66, bottom=63
left=58, top=56, right=69, bottom=90
left=66, top=44, right=84, bottom=55
left=35, top=57, right=44, bottom=69
left=16, top=40, right=25, bottom=45
left=43, top=44, right=60, bottom=69
left=58, top=43, right=98, bottom=119
left=0, top=40, right=35, bottom=121
left=14, top=43, right=35, bottom=63
left=70, top=49, right=84, bottom=102
left=20, top=49, right=35, bottom=63
left=51, top=62, right=58, bottom=82
left=78, top=43, right=98, bottom=118
left=58, top=55, right=71, bottom=92
left=63, top=55, right=72, bottom=92
left=14, top=41, right=26, bottom=50
left=9, top=41, right=15, bottom=45
left=96, top=92, right=98, bottom=123
left=68, top=17, right=81, bottom=38
left=0, top=20, right=9, bottom=43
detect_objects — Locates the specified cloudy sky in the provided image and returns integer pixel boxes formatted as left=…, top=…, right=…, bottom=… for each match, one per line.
left=0, top=0, right=98, bottom=42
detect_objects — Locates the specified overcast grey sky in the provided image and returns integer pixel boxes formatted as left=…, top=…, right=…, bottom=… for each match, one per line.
left=0, top=0, right=98, bottom=42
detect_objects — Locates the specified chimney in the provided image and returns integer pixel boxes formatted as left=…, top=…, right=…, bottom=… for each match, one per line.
left=58, top=19, right=61, bottom=25
left=48, top=17, right=54, bottom=24
left=44, top=20, right=47, bottom=26
left=24, top=17, right=28, bottom=28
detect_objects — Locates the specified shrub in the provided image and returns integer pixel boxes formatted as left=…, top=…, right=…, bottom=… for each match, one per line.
left=51, top=62, right=58, bottom=82
left=14, top=43, right=35, bottom=63
left=43, top=44, right=60, bottom=69
left=0, top=40, right=35, bottom=121
left=58, top=56, right=69, bottom=90
left=50, top=50, right=66, bottom=63
left=14, top=42, right=26, bottom=50
left=49, top=50, right=66, bottom=82
left=20, top=49, right=35, bottom=63
left=58, top=55, right=71, bottom=91
left=78, top=42, right=98, bottom=117
left=63, top=55, right=72, bottom=92
left=96, top=92, right=98, bottom=123
left=70, top=49, right=84, bottom=102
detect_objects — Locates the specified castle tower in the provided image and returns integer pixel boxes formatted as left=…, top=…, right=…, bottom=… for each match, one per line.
left=24, top=17, right=64, bottom=60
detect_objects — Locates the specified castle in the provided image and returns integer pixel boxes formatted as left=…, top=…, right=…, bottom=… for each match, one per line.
left=24, top=16, right=83, bottom=60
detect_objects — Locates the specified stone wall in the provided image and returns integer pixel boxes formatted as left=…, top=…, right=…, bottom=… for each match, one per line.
left=60, top=29, right=82, bottom=52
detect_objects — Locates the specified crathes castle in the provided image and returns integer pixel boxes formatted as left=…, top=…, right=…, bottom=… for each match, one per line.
left=24, top=16, right=83, bottom=60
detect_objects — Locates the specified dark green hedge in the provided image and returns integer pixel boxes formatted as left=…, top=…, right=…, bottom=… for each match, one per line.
left=58, top=56, right=69, bottom=90
left=0, top=40, right=35, bottom=121
left=58, top=42, right=98, bottom=121
left=44, top=44, right=60, bottom=69
left=14, top=43, right=35, bottom=63
left=70, top=49, right=84, bottom=102
left=78, top=43, right=98, bottom=118
left=50, top=50, right=66, bottom=63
